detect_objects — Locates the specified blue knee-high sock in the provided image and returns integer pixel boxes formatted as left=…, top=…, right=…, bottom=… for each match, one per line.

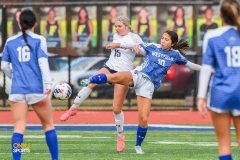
left=90, top=74, right=107, bottom=84
left=11, top=132, right=23, bottom=160
left=136, top=125, right=148, bottom=146
left=45, top=129, right=58, bottom=160
left=219, top=154, right=232, bottom=160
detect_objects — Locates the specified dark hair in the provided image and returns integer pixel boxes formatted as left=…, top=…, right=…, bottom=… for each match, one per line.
left=48, top=8, right=56, bottom=15
left=12, top=10, right=21, bottom=25
left=138, top=8, right=149, bottom=21
left=173, top=6, right=185, bottom=25
left=19, top=9, right=36, bottom=50
left=204, top=6, right=213, bottom=13
left=164, top=30, right=189, bottom=57
left=12, top=10, right=21, bottom=34
left=78, top=7, right=89, bottom=22
left=220, top=0, right=240, bottom=33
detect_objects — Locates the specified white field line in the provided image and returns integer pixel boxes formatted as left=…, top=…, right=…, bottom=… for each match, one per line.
left=1, top=124, right=236, bottom=130
left=0, top=135, right=111, bottom=138
left=148, top=141, right=238, bottom=146
left=0, top=124, right=213, bottom=128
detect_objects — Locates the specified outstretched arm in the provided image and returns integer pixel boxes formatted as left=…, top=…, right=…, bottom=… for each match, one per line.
left=185, top=61, right=201, bottom=71
left=105, top=43, right=146, bottom=55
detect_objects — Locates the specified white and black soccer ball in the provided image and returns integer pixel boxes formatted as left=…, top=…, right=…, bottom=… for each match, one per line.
left=53, top=83, right=72, bottom=100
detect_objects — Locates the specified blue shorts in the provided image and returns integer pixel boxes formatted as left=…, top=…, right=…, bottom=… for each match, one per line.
left=208, top=86, right=240, bottom=116
left=103, top=64, right=117, bottom=74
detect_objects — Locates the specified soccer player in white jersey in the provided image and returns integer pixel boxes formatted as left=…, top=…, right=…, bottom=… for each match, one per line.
left=198, top=0, right=240, bottom=160
left=81, top=30, right=201, bottom=154
left=60, top=15, right=143, bottom=152
left=1, top=9, right=58, bottom=160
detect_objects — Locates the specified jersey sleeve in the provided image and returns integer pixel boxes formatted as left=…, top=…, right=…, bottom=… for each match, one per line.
left=133, top=33, right=143, bottom=44
left=37, top=36, right=48, bottom=59
left=202, top=34, right=215, bottom=67
left=175, top=52, right=188, bottom=65
left=1, top=42, right=11, bottom=62
left=139, top=43, right=158, bottom=55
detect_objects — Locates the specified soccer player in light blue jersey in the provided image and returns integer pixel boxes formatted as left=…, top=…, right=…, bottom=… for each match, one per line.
left=198, top=0, right=240, bottom=160
left=1, top=9, right=58, bottom=160
left=80, top=30, right=201, bottom=154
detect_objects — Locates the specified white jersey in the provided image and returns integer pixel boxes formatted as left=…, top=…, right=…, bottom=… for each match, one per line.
left=105, top=32, right=143, bottom=71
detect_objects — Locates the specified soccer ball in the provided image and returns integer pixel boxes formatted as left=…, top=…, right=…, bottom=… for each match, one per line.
left=53, top=83, right=72, bottom=100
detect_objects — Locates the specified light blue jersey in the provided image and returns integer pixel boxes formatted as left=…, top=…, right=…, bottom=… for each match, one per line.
left=135, top=43, right=188, bottom=89
left=202, top=26, right=240, bottom=111
left=2, top=31, right=48, bottom=94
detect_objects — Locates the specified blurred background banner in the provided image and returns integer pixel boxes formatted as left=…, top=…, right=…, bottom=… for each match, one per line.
left=166, top=5, right=193, bottom=47
left=0, top=8, right=2, bottom=48
left=7, top=7, right=28, bottom=38
left=71, top=6, right=97, bottom=49
left=197, top=5, right=221, bottom=46
left=40, top=6, right=67, bottom=48
left=101, top=5, right=127, bottom=47
left=131, top=6, right=157, bottom=43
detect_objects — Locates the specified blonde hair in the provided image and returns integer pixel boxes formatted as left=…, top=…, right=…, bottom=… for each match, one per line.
left=220, top=0, right=240, bottom=33
left=115, top=15, right=134, bottom=32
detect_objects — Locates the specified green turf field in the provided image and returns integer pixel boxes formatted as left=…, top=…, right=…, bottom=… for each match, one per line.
left=0, top=130, right=239, bottom=160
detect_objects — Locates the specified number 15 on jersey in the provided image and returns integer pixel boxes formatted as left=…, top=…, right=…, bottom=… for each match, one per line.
left=114, top=49, right=121, bottom=57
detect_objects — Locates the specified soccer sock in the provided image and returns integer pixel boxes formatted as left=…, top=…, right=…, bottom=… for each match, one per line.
left=135, top=125, right=148, bottom=146
left=45, top=129, right=58, bottom=160
left=219, top=154, right=232, bottom=160
left=11, top=132, right=23, bottom=160
left=90, top=74, right=107, bottom=84
left=73, top=87, right=92, bottom=108
left=114, top=112, right=124, bottom=136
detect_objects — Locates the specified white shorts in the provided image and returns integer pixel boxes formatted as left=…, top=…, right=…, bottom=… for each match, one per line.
left=130, top=70, right=154, bottom=99
left=9, top=94, right=47, bottom=105
left=208, top=106, right=240, bottom=116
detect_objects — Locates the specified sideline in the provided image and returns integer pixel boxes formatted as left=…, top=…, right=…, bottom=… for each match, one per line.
left=0, top=124, right=235, bottom=131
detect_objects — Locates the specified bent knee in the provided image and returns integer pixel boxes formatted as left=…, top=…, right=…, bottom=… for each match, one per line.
left=108, top=74, right=120, bottom=83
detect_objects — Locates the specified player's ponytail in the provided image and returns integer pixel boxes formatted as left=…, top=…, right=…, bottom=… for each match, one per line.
left=220, top=0, right=240, bottom=33
left=115, top=15, right=134, bottom=33
left=19, top=9, right=36, bottom=50
left=164, top=30, right=189, bottom=57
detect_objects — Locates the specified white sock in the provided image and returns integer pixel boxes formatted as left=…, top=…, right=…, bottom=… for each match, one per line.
left=114, top=112, right=124, bottom=135
left=71, top=87, right=92, bottom=108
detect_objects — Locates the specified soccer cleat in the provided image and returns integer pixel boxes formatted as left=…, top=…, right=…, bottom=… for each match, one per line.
left=60, top=107, right=77, bottom=122
left=134, top=146, right=145, bottom=154
left=117, top=135, right=125, bottom=152
left=80, top=79, right=90, bottom=87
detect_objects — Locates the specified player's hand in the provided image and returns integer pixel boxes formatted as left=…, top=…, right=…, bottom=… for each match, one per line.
left=132, top=44, right=141, bottom=53
left=197, top=98, right=208, bottom=118
left=45, top=89, right=51, bottom=96
left=106, top=43, right=120, bottom=49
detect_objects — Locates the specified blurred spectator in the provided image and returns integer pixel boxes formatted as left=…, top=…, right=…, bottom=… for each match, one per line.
left=169, top=6, right=189, bottom=39
left=104, top=7, right=118, bottom=43
left=200, top=7, right=218, bottom=40
left=43, top=8, right=65, bottom=48
left=134, top=7, right=154, bottom=43
left=74, top=7, right=93, bottom=47
left=10, top=10, right=21, bottom=36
